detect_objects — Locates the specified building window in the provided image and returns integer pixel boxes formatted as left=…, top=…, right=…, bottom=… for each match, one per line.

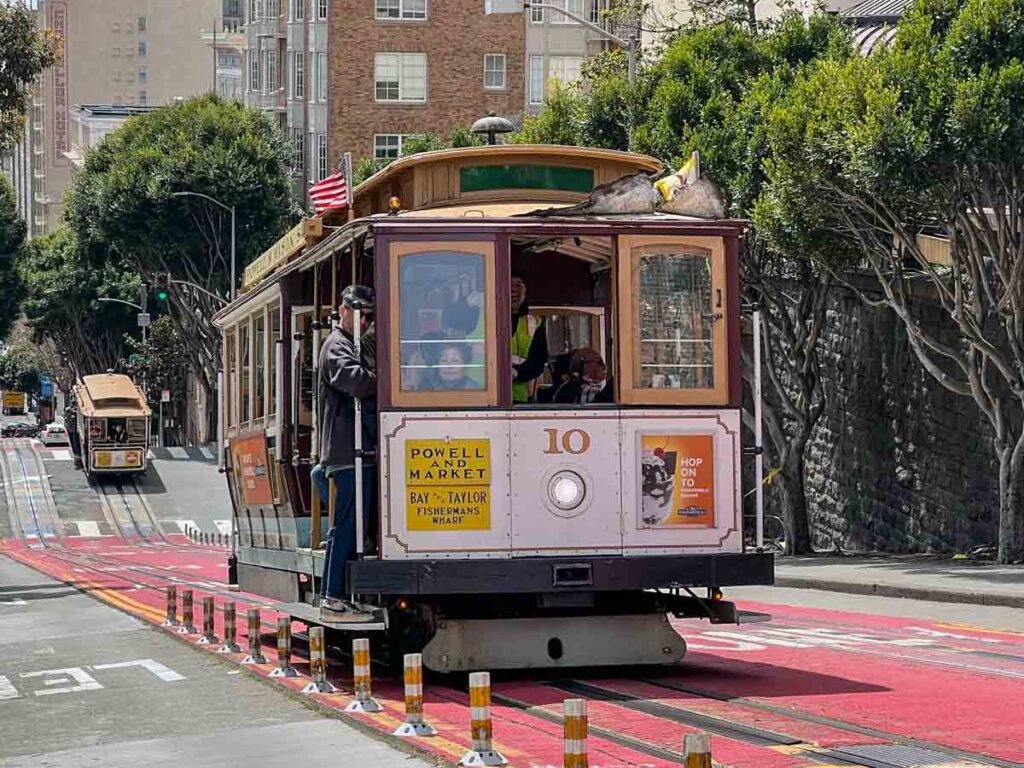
left=317, top=133, right=328, bottom=182
left=317, top=0, right=327, bottom=19
left=530, top=3, right=543, bottom=23
left=292, top=129, right=305, bottom=172
left=249, top=53, right=260, bottom=91
left=138, top=67, right=147, bottom=83
left=374, top=52, right=426, bottom=102
left=291, top=0, right=304, bottom=20
left=291, top=50, right=305, bottom=98
left=483, top=53, right=506, bottom=90
left=138, top=90, right=147, bottom=105
left=590, top=0, right=607, bottom=24
left=375, top=0, right=426, bottom=19
left=137, top=15, right=146, bottom=32
left=112, top=20, right=121, bottom=33
left=309, top=52, right=327, bottom=102
left=263, top=49, right=277, bottom=91
left=374, top=134, right=405, bottom=159
left=266, top=0, right=280, bottom=18
left=112, top=46, right=121, bottom=58
left=551, top=0, right=583, bottom=23
left=138, top=41, right=147, bottom=56
left=124, top=19, right=135, bottom=34
left=549, top=56, right=583, bottom=87
left=249, top=0, right=261, bottom=21
left=529, top=55, right=543, bottom=104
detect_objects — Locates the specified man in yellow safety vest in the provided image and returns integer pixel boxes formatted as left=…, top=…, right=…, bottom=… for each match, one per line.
left=510, top=271, right=548, bottom=404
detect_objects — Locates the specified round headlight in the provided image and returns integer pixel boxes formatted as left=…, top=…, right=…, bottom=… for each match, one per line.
left=548, top=471, right=586, bottom=511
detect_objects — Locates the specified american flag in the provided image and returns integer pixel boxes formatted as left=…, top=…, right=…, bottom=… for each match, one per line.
left=309, top=156, right=350, bottom=215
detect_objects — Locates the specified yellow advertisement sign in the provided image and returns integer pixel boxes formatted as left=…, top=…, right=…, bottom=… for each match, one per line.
left=406, top=439, right=490, bottom=531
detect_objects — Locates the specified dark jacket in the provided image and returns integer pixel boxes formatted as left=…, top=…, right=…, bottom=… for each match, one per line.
left=318, top=327, right=376, bottom=469
left=553, top=378, right=614, bottom=405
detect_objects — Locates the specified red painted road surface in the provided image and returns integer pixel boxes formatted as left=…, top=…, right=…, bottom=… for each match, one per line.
left=2, top=535, right=1022, bottom=768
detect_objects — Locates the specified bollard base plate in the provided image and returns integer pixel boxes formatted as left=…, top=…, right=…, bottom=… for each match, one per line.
left=301, top=680, right=338, bottom=694
left=345, top=697, right=382, bottom=713
left=459, top=749, right=508, bottom=766
left=177, top=625, right=197, bottom=635
left=197, top=635, right=219, bottom=645
left=161, top=620, right=178, bottom=627
left=393, top=721, right=437, bottom=737
left=269, top=665, right=298, bottom=678
left=241, top=654, right=268, bottom=665
left=218, top=642, right=242, bottom=654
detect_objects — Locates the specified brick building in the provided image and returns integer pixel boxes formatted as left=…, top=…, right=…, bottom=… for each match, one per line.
left=329, top=0, right=525, bottom=165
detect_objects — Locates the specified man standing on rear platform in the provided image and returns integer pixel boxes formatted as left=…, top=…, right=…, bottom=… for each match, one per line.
left=313, top=285, right=377, bottom=617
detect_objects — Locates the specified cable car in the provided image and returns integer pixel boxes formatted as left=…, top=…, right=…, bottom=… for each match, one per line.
left=214, top=144, right=773, bottom=671
left=73, top=373, right=150, bottom=476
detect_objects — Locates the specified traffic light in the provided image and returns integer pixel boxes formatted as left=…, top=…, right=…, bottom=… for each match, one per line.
left=153, top=272, right=171, bottom=301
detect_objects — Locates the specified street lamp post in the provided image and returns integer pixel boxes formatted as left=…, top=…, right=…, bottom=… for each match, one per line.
left=170, top=190, right=237, bottom=301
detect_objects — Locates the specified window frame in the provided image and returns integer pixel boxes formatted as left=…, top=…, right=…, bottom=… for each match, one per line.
left=551, top=0, right=583, bottom=24
left=373, top=133, right=405, bottom=160
left=137, top=15, right=146, bottom=32
left=388, top=240, right=498, bottom=408
left=249, top=52, right=260, bottom=91
left=291, top=50, right=305, bottom=98
left=375, top=0, right=427, bottom=20
left=483, top=53, right=506, bottom=91
left=317, top=133, right=328, bottom=182
left=615, top=235, right=729, bottom=405
left=317, top=0, right=327, bottom=20
left=374, top=52, right=427, bottom=103
left=529, top=54, right=544, bottom=104
left=291, top=0, right=304, bottom=20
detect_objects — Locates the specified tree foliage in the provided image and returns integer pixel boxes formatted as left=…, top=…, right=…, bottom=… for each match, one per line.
left=124, top=316, right=187, bottom=405
left=0, top=2, right=58, bottom=151
left=761, top=0, right=1024, bottom=561
left=16, top=229, right=139, bottom=379
left=63, top=94, right=296, bottom=394
left=353, top=126, right=485, bottom=185
left=0, top=175, right=26, bottom=340
left=0, top=349, right=39, bottom=393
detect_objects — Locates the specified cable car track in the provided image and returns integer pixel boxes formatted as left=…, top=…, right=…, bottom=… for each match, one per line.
left=0, top=439, right=62, bottom=548
left=95, top=477, right=166, bottom=545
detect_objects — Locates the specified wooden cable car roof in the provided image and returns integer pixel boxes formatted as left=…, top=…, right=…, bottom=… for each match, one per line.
left=75, top=373, right=151, bottom=418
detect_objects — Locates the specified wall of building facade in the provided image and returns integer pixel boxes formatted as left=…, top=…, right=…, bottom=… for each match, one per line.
left=801, top=280, right=1000, bottom=553
left=329, top=0, right=525, bottom=164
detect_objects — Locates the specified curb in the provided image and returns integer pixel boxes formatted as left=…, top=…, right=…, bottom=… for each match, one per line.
left=774, top=576, right=1024, bottom=610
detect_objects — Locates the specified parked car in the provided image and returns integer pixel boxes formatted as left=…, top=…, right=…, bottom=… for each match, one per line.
left=1, top=422, right=39, bottom=438
left=40, top=422, right=69, bottom=446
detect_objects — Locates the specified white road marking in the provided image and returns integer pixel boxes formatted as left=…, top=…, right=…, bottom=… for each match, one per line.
left=93, top=659, right=185, bottom=682
left=167, top=447, right=188, bottom=459
left=0, top=675, right=20, bottom=700
left=20, top=667, right=104, bottom=696
left=199, top=447, right=214, bottom=460
left=74, top=521, right=103, bottom=537
left=1, top=599, right=28, bottom=607
left=47, top=449, right=72, bottom=461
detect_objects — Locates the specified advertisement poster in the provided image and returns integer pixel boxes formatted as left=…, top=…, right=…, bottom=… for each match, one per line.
left=94, top=449, right=143, bottom=469
left=230, top=434, right=274, bottom=506
left=406, top=439, right=490, bottom=531
left=639, top=434, right=715, bottom=528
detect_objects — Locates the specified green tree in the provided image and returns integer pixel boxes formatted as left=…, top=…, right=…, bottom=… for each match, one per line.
left=0, top=176, right=26, bottom=340
left=763, top=0, right=1024, bottom=561
left=353, top=126, right=484, bottom=185
left=16, top=229, right=139, bottom=379
left=0, top=3, right=58, bottom=151
left=123, top=315, right=187, bottom=406
left=63, top=94, right=296, bottom=397
left=0, top=349, right=39, bottom=392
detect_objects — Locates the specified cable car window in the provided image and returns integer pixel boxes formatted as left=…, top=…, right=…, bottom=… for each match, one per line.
left=254, top=312, right=265, bottom=420
left=239, top=322, right=251, bottom=424
left=636, top=250, right=714, bottom=390
left=618, top=236, right=729, bottom=405
left=398, top=251, right=487, bottom=392
left=268, top=303, right=280, bottom=417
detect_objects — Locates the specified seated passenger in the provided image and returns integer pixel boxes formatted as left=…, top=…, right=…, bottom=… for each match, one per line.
left=313, top=285, right=377, bottom=617
left=554, top=348, right=614, bottom=404
left=425, top=342, right=480, bottom=391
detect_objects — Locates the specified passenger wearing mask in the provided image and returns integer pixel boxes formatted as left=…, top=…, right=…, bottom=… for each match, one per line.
left=427, top=342, right=479, bottom=391
left=554, top=348, right=614, bottom=405
left=313, top=285, right=376, bottom=617
left=510, top=270, right=548, bottom=404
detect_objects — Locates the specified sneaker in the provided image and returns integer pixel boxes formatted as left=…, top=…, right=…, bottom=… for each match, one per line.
left=321, top=597, right=347, bottom=612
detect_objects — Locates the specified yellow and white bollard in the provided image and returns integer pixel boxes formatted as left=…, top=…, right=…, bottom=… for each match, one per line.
left=393, top=653, right=436, bottom=737
left=344, top=637, right=381, bottom=712
left=301, top=626, right=338, bottom=694
left=162, top=585, right=177, bottom=627
left=177, top=589, right=197, bottom=634
left=241, top=608, right=267, bottom=665
left=459, top=672, right=508, bottom=766
left=563, top=698, right=588, bottom=768
left=269, top=617, right=297, bottom=677
left=197, top=596, right=219, bottom=645
left=683, top=733, right=712, bottom=768
left=218, top=601, right=241, bottom=654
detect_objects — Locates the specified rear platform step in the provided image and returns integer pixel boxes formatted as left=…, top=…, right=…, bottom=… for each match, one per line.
left=281, top=601, right=388, bottom=632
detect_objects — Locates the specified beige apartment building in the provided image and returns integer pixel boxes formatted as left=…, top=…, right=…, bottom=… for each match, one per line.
left=3, top=0, right=221, bottom=238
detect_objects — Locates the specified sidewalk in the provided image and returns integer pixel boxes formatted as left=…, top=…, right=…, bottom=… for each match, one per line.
left=774, top=554, right=1024, bottom=609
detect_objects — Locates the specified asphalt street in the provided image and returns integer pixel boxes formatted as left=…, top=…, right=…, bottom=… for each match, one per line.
left=0, top=556, right=431, bottom=768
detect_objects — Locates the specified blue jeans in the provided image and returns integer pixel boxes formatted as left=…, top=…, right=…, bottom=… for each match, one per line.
left=311, top=464, right=376, bottom=600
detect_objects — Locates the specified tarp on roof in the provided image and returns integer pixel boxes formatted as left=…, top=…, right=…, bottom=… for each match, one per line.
left=75, top=374, right=150, bottom=418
